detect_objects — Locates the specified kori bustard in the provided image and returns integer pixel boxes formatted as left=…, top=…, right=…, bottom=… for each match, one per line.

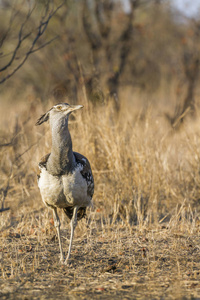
left=36, top=103, right=94, bottom=264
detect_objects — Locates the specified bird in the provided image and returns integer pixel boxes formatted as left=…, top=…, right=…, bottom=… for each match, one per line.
left=36, top=103, right=94, bottom=264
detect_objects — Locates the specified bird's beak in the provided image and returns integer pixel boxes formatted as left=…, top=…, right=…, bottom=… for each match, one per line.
left=68, top=105, right=84, bottom=112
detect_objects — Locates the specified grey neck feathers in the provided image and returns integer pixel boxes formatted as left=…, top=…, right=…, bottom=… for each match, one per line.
left=47, top=116, right=75, bottom=175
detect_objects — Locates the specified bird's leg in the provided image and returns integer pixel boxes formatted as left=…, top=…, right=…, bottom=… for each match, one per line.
left=53, top=208, right=64, bottom=263
left=64, top=206, right=78, bottom=264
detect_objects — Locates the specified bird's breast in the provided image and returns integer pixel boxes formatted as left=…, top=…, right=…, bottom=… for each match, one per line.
left=62, top=164, right=90, bottom=206
left=38, top=164, right=91, bottom=208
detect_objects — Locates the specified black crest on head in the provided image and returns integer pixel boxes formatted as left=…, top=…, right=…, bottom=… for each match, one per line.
left=35, top=108, right=52, bottom=126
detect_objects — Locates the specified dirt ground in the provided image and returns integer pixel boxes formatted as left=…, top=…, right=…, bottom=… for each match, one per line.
left=1, top=205, right=200, bottom=300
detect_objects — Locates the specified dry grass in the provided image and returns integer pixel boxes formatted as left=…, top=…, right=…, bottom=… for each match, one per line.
left=0, top=95, right=200, bottom=299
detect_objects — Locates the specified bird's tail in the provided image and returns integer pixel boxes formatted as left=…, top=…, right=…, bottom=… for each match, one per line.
left=63, top=207, right=86, bottom=221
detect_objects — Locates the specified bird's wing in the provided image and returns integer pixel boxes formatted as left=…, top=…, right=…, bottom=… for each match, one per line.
left=63, top=152, right=94, bottom=221
left=38, top=153, right=51, bottom=169
left=63, top=206, right=86, bottom=221
left=37, top=153, right=50, bottom=180
left=73, top=152, right=94, bottom=199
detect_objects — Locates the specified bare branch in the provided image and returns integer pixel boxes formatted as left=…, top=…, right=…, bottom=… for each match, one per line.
left=30, top=36, right=58, bottom=54
left=82, top=0, right=102, bottom=50
left=0, top=1, right=65, bottom=84
left=0, top=3, right=36, bottom=72
left=95, top=0, right=113, bottom=39
left=0, top=141, right=13, bottom=147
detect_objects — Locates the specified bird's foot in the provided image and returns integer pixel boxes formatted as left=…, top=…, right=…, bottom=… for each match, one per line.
left=64, top=257, right=70, bottom=265
left=60, top=255, right=65, bottom=264
left=58, top=253, right=71, bottom=265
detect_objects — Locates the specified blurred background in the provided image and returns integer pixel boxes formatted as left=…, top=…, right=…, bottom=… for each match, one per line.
left=0, top=0, right=200, bottom=124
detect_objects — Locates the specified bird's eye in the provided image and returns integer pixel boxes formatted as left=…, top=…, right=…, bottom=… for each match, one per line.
left=56, top=105, right=62, bottom=110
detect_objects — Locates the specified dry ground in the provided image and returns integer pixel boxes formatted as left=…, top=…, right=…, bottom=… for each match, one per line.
left=1, top=98, right=200, bottom=299
left=1, top=219, right=200, bottom=299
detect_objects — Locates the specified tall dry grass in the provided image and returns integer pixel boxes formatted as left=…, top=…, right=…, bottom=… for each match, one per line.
left=1, top=93, right=200, bottom=236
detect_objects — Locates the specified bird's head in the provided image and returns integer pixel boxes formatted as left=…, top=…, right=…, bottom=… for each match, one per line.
left=36, top=103, right=83, bottom=126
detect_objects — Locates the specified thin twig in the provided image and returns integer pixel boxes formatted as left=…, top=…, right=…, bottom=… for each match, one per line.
left=0, top=1, right=65, bottom=84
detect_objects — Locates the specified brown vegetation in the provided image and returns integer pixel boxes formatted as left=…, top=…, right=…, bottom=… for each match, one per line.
left=0, top=0, right=200, bottom=299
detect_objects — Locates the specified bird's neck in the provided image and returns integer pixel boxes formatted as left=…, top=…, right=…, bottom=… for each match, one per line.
left=47, top=118, right=75, bottom=175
